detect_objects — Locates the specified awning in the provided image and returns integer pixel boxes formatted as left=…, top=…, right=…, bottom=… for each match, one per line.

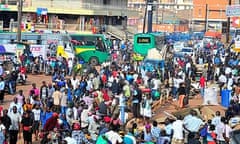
left=0, top=45, right=6, bottom=54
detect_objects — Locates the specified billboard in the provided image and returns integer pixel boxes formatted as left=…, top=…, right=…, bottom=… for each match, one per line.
left=226, top=5, right=240, bottom=17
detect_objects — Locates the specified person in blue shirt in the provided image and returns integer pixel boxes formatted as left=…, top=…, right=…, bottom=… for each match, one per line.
left=123, top=129, right=137, bottom=144
left=40, top=106, right=53, bottom=128
left=151, top=121, right=161, bottom=140
left=0, top=77, right=5, bottom=103
left=0, top=64, right=3, bottom=76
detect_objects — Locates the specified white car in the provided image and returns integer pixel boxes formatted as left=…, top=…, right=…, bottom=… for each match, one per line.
left=180, top=47, right=194, bottom=56
left=173, top=42, right=185, bottom=52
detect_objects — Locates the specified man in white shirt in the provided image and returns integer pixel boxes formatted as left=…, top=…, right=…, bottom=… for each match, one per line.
left=71, top=76, right=79, bottom=90
left=8, top=106, right=21, bottom=144
left=9, top=97, right=23, bottom=114
left=216, top=117, right=227, bottom=143
left=68, top=58, right=73, bottom=76
left=185, top=61, right=191, bottom=77
left=172, top=115, right=184, bottom=143
left=212, top=111, right=221, bottom=127
left=183, top=110, right=204, bottom=142
left=224, top=120, right=232, bottom=143
left=225, top=67, right=232, bottom=75
left=32, top=104, right=41, bottom=140
left=105, top=129, right=123, bottom=144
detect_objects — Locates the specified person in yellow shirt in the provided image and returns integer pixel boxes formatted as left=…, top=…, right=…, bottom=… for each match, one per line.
left=23, top=98, right=33, bottom=112
left=52, top=87, right=62, bottom=113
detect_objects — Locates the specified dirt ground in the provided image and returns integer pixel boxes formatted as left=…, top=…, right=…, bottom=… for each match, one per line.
left=2, top=74, right=227, bottom=143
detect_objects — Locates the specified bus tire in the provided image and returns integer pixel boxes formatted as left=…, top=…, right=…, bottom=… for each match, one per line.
left=89, top=57, right=99, bottom=66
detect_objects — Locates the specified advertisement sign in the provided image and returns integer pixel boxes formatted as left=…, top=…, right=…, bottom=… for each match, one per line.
left=226, top=5, right=240, bottom=17
left=36, top=8, right=48, bottom=15
left=30, top=45, right=46, bottom=59
left=2, top=44, right=17, bottom=53
left=232, top=17, right=240, bottom=28
left=0, top=4, right=10, bottom=11
left=234, top=36, right=240, bottom=52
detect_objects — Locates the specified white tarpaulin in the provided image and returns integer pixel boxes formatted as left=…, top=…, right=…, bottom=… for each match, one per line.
left=203, top=87, right=218, bottom=105
left=146, top=48, right=163, bottom=60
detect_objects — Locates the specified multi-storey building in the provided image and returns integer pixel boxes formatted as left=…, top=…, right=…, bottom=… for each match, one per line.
left=192, top=0, right=236, bottom=32
left=127, top=0, right=193, bottom=32
left=0, top=0, right=137, bottom=32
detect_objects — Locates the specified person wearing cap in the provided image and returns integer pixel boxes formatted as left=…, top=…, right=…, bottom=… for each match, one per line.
left=71, top=122, right=92, bottom=144
left=99, top=116, right=111, bottom=135
left=142, top=123, right=155, bottom=143
left=43, top=112, right=59, bottom=132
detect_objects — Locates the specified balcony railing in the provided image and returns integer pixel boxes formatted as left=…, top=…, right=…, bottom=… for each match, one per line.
left=1, top=0, right=134, bottom=11
left=9, top=22, right=95, bottom=32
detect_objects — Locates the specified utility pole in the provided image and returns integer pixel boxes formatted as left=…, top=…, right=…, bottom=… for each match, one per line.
left=147, top=0, right=153, bottom=33
left=226, top=0, right=231, bottom=43
left=143, top=0, right=148, bottom=33
left=204, top=4, right=208, bottom=32
left=17, top=0, right=23, bottom=42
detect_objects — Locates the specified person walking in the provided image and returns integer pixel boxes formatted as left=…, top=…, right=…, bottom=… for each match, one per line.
left=199, top=74, right=206, bottom=98
left=21, top=112, right=33, bottom=144
left=0, top=77, right=5, bottom=103
left=8, top=106, right=22, bottom=144
left=172, top=115, right=184, bottom=144
left=178, top=83, right=186, bottom=109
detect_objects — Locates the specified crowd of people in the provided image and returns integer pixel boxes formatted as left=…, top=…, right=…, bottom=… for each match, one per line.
left=0, top=36, right=239, bottom=144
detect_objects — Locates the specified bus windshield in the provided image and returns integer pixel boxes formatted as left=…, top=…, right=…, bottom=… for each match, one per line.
left=133, top=33, right=165, bottom=57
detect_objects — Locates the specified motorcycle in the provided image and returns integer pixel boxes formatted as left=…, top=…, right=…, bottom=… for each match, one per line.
left=17, top=73, right=27, bottom=85
left=32, top=63, right=39, bottom=74
left=17, top=67, right=27, bottom=85
left=45, top=64, right=52, bottom=76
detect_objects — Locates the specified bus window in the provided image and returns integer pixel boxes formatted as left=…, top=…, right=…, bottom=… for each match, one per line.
left=96, top=37, right=105, bottom=52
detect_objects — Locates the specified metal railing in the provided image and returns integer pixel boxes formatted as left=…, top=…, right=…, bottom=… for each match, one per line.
left=1, top=0, right=134, bottom=11
left=9, top=22, right=95, bottom=33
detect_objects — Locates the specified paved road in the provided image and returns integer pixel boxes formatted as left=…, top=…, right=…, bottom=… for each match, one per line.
left=2, top=74, right=51, bottom=144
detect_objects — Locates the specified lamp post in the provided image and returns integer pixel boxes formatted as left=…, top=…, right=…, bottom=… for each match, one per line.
left=17, top=0, right=23, bottom=42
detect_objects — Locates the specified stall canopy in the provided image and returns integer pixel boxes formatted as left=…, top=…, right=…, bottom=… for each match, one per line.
left=0, top=45, right=6, bottom=54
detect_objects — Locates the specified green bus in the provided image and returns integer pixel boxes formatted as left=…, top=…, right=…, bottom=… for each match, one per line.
left=133, top=32, right=165, bottom=60
left=70, top=34, right=112, bottom=65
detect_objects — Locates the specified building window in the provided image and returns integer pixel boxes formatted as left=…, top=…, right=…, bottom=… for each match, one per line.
left=103, top=0, right=110, bottom=5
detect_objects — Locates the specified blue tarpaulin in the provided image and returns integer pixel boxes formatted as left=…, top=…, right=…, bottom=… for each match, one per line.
left=0, top=45, right=6, bottom=54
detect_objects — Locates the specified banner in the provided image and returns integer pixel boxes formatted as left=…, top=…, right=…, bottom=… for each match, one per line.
left=30, top=45, right=46, bottom=59
left=226, top=5, right=240, bottom=17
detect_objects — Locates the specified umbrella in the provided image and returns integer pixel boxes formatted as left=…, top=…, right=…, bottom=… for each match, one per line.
left=0, top=45, right=6, bottom=54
